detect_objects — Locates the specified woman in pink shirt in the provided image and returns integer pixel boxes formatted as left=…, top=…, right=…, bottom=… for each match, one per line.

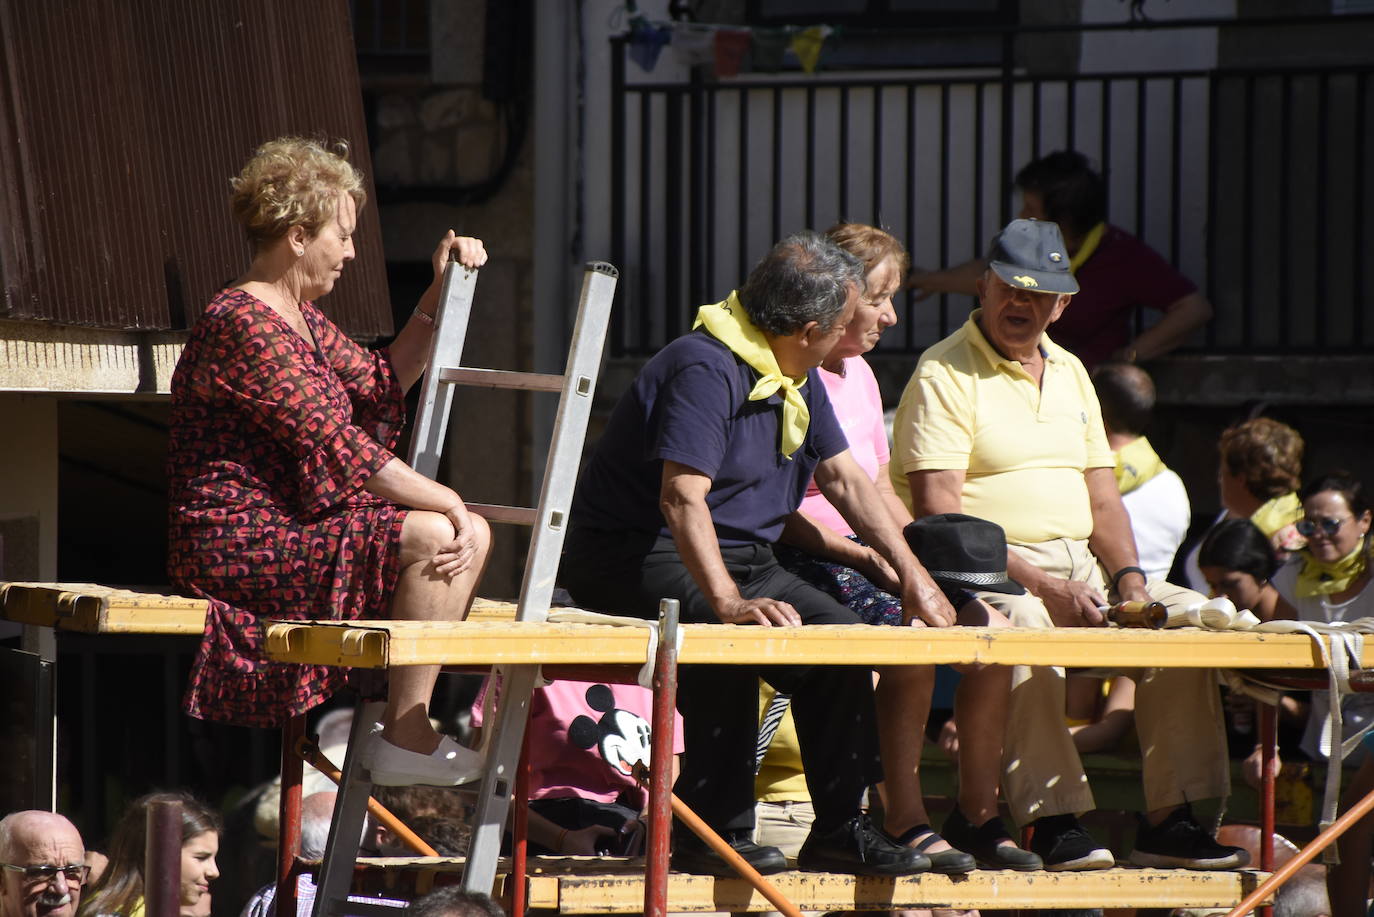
left=775, top=223, right=1036, bottom=873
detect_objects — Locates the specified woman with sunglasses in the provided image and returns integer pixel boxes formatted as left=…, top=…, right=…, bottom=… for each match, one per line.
left=1271, top=471, right=1374, bottom=766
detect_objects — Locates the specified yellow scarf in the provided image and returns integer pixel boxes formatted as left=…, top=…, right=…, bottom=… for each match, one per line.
left=1296, top=537, right=1370, bottom=598
left=1251, top=492, right=1304, bottom=540
left=693, top=292, right=809, bottom=458
left=1069, top=222, right=1107, bottom=273
left=1114, top=436, right=1167, bottom=495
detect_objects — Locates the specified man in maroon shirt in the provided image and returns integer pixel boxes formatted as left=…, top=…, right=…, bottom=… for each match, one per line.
left=909, top=150, right=1213, bottom=369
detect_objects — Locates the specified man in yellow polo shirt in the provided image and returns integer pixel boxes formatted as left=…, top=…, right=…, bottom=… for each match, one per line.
left=890, top=219, right=1246, bottom=873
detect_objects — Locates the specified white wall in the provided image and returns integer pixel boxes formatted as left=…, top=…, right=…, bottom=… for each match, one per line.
left=1078, top=0, right=1232, bottom=73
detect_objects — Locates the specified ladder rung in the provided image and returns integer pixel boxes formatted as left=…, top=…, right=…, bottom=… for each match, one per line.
left=466, top=502, right=539, bottom=526
left=438, top=367, right=564, bottom=392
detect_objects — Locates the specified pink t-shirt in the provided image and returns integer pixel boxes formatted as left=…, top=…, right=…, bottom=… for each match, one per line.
left=472, top=678, right=685, bottom=806
left=798, top=356, right=889, bottom=537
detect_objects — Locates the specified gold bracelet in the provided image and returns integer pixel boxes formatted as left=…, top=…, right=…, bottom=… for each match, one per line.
left=412, top=307, right=435, bottom=326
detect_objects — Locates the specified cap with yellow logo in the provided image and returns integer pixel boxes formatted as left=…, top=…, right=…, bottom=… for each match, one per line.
left=986, top=218, right=1080, bottom=295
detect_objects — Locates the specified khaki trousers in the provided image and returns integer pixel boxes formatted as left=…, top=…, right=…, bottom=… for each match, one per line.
left=976, top=538, right=1230, bottom=825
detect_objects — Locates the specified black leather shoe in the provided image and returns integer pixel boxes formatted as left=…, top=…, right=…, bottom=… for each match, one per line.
left=671, top=830, right=788, bottom=877
left=796, top=814, right=931, bottom=876
left=941, top=806, right=1043, bottom=871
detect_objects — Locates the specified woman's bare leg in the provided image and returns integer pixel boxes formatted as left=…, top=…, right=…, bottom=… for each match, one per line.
left=878, top=599, right=1014, bottom=850
left=382, top=509, right=491, bottom=753
left=875, top=664, right=940, bottom=841
left=951, top=599, right=1014, bottom=839
left=952, top=665, right=1010, bottom=824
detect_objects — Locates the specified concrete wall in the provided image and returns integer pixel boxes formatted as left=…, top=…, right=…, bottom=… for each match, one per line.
left=0, top=394, right=57, bottom=642
left=0, top=395, right=57, bottom=583
left=361, top=0, right=538, bottom=599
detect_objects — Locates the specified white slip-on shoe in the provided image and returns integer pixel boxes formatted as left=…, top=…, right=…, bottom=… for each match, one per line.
left=364, top=733, right=485, bottom=787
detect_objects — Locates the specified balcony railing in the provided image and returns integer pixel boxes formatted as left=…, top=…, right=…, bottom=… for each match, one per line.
left=609, top=33, right=1373, bottom=358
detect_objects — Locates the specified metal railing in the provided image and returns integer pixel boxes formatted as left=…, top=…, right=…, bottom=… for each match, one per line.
left=608, top=33, right=1373, bottom=358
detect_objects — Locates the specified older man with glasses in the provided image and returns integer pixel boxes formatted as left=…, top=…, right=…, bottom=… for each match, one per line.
left=0, top=811, right=87, bottom=917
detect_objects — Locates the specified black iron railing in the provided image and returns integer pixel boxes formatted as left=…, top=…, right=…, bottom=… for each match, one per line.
left=609, top=31, right=1374, bottom=358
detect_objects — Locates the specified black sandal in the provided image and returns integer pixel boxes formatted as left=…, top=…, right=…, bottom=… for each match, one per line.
left=887, top=823, right=977, bottom=874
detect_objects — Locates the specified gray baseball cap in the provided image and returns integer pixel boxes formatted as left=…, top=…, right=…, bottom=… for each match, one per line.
left=986, top=218, right=1080, bottom=296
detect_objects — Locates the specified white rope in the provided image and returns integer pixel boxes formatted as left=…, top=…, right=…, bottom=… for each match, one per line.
left=546, top=608, right=682, bottom=689
left=1170, top=598, right=1374, bottom=862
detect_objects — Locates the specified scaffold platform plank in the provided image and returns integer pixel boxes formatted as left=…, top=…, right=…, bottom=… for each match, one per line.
left=262, top=618, right=1367, bottom=670
left=0, top=582, right=209, bottom=634
left=0, top=581, right=518, bottom=634
left=348, top=857, right=1268, bottom=912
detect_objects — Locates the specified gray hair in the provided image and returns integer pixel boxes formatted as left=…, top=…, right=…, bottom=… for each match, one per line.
left=1274, top=873, right=1330, bottom=917
left=409, top=887, right=506, bottom=917
left=738, top=230, right=864, bottom=336
left=299, top=814, right=331, bottom=862
left=0, top=812, right=14, bottom=860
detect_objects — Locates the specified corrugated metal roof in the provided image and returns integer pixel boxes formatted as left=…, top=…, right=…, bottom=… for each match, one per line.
left=0, top=0, right=392, bottom=340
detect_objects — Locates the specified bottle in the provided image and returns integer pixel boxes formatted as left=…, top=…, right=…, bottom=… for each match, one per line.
left=1104, top=600, right=1168, bottom=629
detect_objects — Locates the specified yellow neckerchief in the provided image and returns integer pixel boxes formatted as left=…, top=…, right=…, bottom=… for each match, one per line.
left=1114, top=435, right=1167, bottom=495
left=693, top=292, right=809, bottom=458
left=130, top=899, right=146, bottom=917
left=1069, top=222, right=1107, bottom=273
left=1296, top=536, right=1370, bottom=598
left=1251, top=492, right=1304, bottom=540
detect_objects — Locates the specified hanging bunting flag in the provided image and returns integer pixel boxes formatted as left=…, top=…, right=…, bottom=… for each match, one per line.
left=789, top=25, right=831, bottom=74
left=628, top=20, right=672, bottom=73
left=749, top=28, right=790, bottom=73
left=671, top=24, right=716, bottom=69
left=713, top=29, right=751, bottom=78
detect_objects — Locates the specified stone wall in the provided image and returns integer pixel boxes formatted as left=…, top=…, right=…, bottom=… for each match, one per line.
left=371, top=89, right=509, bottom=198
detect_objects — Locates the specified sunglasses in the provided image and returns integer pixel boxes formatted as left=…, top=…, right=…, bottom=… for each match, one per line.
left=1296, top=516, right=1350, bottom=537
left=0, top=863, right=90, bottom=887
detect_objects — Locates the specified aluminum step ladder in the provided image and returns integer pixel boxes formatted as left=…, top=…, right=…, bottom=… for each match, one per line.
left=310, top=258, right=618, bottom=917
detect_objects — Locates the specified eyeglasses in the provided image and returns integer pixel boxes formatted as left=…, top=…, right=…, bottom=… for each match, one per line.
left=1296, top=516, right=1350, bottom=537
left=0, top=863, right=90, bottom=887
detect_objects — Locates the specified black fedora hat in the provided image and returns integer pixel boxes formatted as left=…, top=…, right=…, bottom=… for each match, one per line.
left=903, top=513, right=1025, bottom=595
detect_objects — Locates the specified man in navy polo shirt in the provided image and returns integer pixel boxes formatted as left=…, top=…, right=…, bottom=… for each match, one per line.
left=561, top=231, right=955, bottom=878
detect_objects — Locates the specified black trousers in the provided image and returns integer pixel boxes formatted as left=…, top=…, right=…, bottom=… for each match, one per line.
left=560, top=527, right=883, bottom=836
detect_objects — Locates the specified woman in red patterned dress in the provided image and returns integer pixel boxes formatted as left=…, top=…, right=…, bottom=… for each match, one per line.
left=168, top=137, right=489, bottom=786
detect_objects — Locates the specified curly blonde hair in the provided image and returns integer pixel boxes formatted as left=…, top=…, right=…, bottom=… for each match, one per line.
left=230, top=137, right=366, bottom=249
left=1219, top=417, right=1304, bottom=502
